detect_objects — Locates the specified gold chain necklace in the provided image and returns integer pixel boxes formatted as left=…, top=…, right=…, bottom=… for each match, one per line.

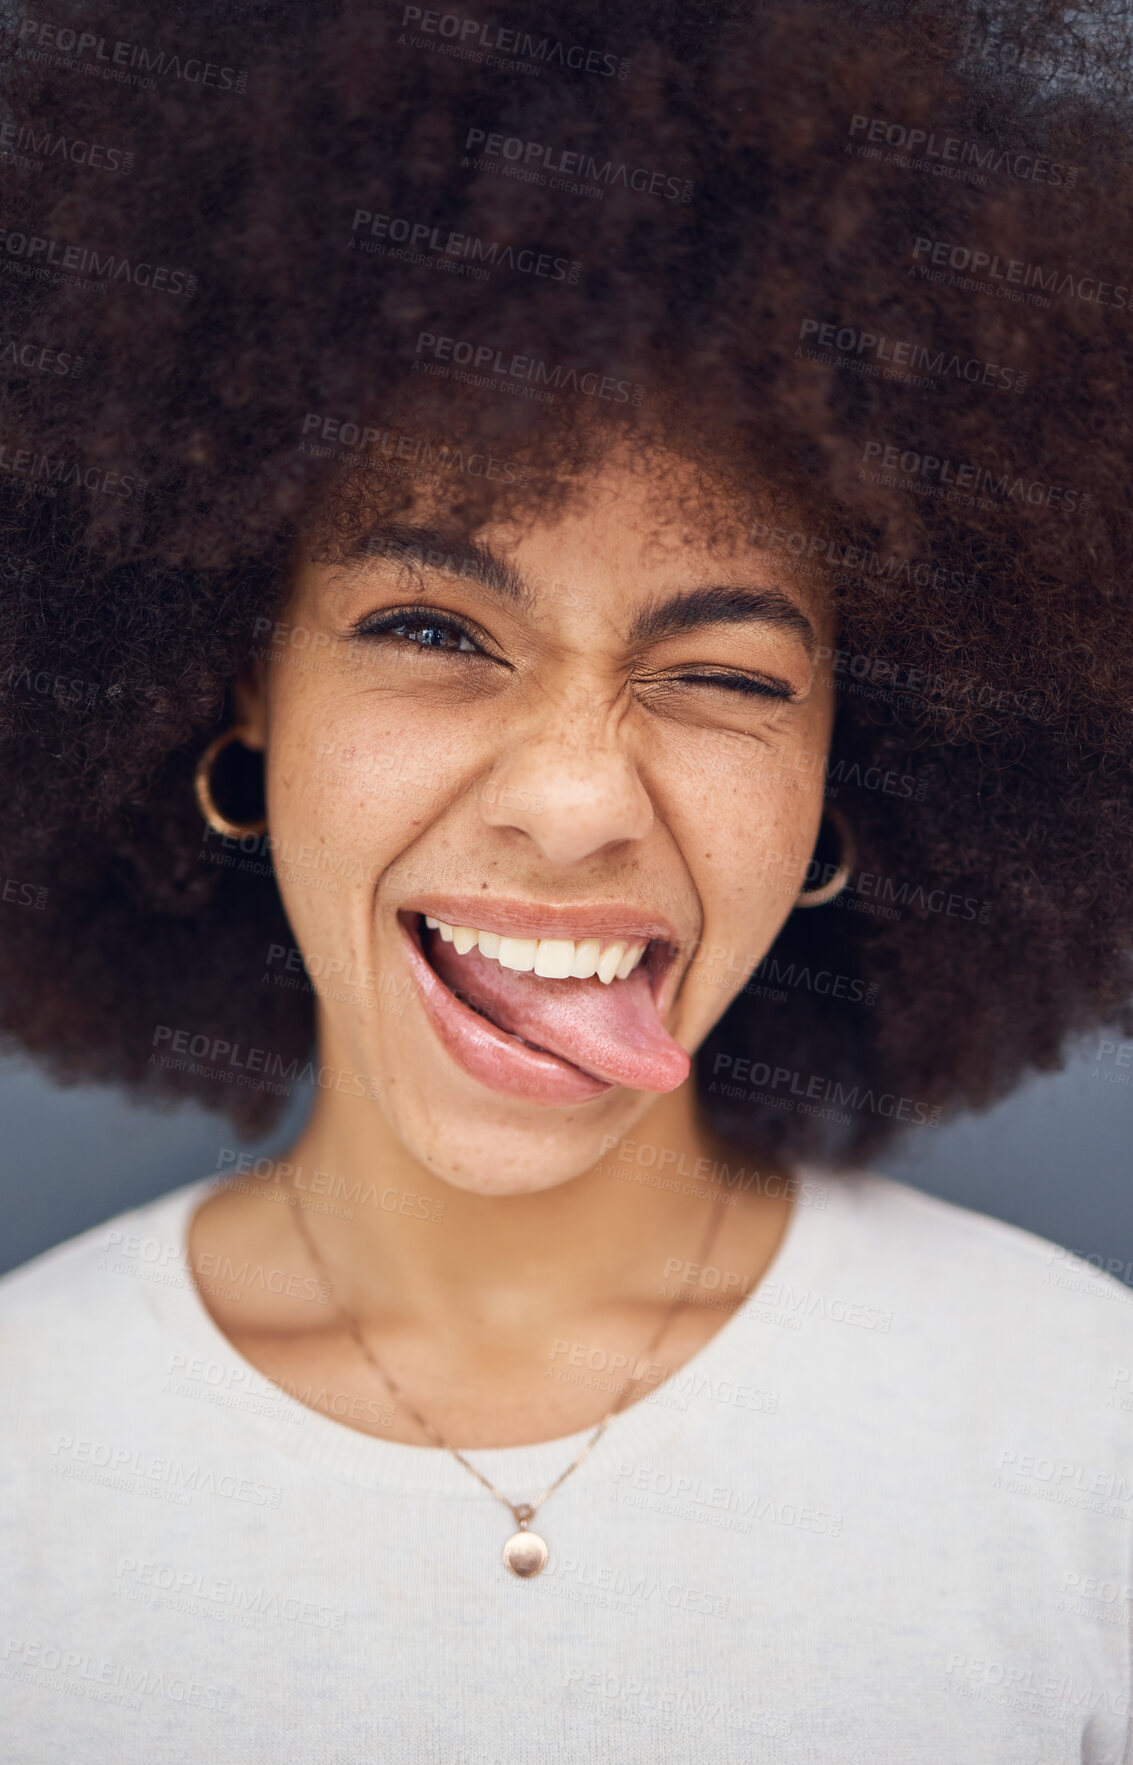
left=290, top=1189, right=728, bottom=1577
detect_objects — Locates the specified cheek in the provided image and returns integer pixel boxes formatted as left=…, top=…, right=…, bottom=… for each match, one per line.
left=263, top=683, right=488, bottom=865
left=672, top=738, right=827, bottom=935
left=732, top=787, right=820, bottom=909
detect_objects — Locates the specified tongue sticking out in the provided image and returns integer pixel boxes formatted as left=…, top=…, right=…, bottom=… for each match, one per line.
left=425, top=931, right=690, bottom=1093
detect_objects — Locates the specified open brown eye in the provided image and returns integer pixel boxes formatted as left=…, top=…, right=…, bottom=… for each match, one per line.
left=354, top=608, right=483, bottom=654
left=392, top=621, right=475, bottom=651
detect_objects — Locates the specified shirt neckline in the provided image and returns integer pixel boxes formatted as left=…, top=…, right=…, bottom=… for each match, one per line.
left=141, top=1166, right=849, bottom=1501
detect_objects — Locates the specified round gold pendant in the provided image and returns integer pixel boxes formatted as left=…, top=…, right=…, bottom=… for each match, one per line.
left=503, top=1528, right=548, bottom=1578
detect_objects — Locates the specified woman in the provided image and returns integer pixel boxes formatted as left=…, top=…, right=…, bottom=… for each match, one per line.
left=1, top=0, right=1131, bottom=1757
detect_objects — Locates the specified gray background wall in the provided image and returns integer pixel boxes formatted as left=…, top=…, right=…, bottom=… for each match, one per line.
left=1, top=1038, right=1129, bottom=1283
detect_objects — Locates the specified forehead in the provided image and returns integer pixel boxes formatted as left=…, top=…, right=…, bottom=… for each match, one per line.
left=301, top=441, right=832, bottom=638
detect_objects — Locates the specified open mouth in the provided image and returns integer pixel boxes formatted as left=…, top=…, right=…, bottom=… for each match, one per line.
left=399, top=910, right=690, bottom=1105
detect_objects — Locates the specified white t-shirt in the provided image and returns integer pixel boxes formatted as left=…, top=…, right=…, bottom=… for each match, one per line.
left=1, top=1168, right=1130, bottom=1763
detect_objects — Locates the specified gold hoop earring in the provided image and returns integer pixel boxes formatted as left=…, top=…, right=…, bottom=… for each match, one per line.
left=194, top=725, right=268, bottom=837
left=795, top=805, right=855, bottom=908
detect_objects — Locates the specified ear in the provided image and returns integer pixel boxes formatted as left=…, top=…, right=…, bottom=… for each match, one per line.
left=231, top=653, right=268, bottom=751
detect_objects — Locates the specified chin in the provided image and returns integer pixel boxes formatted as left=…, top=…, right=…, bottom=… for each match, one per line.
left=373, top=1081, right=652, bottom=1198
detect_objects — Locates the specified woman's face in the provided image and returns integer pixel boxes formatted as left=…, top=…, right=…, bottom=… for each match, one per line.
left=239, top=448, right=835, bottom=1194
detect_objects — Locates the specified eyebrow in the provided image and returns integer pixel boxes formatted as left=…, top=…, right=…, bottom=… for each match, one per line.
left=626, top=584, right=817, bottom=655
left=346, top=522, right=534, bottom=611
left=348, top=522, right=815, bottom=653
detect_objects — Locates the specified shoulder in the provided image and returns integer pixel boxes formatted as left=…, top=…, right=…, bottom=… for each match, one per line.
left=0, top=1179, right=211, bottom=1387
left=813, top=1169, right=1133, bottom=1407
left=829, top=1169, right=1132, bottom=1312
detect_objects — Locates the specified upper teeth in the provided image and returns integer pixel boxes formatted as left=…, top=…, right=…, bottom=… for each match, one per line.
left=424, top=919, right=647, bottom=984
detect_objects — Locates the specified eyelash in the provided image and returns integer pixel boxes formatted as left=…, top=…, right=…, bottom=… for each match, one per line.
left=669, top=671, right=797, bottom=702
left=353, top=608, right=797, bottom=699
left=354, top=607, right=486, bottom=655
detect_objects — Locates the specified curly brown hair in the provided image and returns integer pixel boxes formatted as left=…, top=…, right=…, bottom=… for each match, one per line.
left=1, top=0, right=1131, bottom=1165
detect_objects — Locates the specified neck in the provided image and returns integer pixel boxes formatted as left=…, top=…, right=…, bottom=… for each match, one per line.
left=272, top=1066, right=789, bottom=1335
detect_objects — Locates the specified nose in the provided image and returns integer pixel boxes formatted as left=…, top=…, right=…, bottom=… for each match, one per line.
left=479, top=720, right=654, bottom=865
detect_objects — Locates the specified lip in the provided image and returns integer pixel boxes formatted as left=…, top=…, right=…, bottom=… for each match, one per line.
left=399, top=913, right=617, bottom=1105
left=404, top=893, right=680, bottom=946
left=402, top=895, right=687, bottom=1012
